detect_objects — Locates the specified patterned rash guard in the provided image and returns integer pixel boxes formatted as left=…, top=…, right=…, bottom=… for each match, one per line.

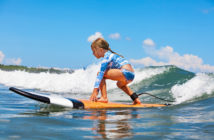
left=94, top=51, right=129, bottom=89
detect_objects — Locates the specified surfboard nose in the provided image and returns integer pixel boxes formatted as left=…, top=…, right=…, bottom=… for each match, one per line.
left=9, top=87, right=50, bottom=104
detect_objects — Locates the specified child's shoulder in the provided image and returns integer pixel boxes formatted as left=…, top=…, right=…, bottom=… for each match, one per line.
left=104, top=51, right=113, bottom=58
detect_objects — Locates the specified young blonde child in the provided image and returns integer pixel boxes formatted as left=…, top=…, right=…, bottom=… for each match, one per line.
left=90, top=38, right=141, bottom=104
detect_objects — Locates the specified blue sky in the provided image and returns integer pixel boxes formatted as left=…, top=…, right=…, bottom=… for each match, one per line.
left=0, top=0, right=214, bottom=72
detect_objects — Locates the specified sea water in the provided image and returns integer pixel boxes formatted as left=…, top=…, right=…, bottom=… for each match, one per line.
left=0, top=65, right=214, bottom=139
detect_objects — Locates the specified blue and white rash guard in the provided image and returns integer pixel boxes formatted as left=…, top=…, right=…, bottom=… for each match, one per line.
left=94, top=51, right=129, bottom=89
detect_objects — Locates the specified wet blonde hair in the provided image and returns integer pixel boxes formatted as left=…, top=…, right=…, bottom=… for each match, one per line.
left=91, top=38, right=124, bottom=57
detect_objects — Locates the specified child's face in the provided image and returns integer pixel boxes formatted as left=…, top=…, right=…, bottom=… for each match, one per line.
left=91, top=47, right=104, bottom=59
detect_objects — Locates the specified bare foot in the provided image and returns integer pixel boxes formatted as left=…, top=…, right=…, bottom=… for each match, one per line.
left=133, top=98, right=142, bottom=105
left=97, top=97, right=108, bottom=103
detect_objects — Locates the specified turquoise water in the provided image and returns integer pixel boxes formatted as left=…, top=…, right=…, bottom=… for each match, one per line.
left=0, top=65, right=214, bottom=139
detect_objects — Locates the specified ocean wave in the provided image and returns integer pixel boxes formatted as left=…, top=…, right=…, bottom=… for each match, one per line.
left=0, top=64, right=168, bottom=96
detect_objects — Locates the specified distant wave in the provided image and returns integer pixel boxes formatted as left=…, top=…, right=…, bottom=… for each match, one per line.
left=0, top=64, right=74, bottom=74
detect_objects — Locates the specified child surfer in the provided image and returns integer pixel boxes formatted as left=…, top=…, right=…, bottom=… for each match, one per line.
left=89, top=38, right=141, bottom=104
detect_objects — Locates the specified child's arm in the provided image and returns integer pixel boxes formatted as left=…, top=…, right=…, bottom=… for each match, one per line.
left=90, top=55, right=112, bottom=101
left=94, top=58, right=110, bottom=89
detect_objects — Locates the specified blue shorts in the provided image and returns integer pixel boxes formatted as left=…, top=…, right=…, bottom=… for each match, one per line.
left=121, top=69, right=135, bottom=83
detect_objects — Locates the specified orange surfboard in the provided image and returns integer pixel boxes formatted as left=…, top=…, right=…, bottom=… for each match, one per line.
left=79, top=99, right=168, bottom=109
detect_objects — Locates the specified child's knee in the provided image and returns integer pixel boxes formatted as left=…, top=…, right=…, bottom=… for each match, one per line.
left=117, top=81, right=126, bottom=89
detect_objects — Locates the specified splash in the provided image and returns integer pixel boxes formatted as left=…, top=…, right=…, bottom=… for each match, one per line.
left=0, top=64, right=168, bottom=95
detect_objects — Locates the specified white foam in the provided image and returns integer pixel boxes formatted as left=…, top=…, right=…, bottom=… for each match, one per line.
left=171, top=73, right=214, bottom=104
